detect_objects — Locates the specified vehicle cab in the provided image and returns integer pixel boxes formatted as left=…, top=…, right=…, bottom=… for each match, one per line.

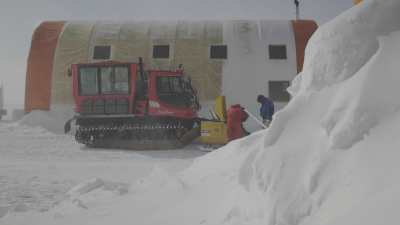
left=70, top=60, right=199, bottom=119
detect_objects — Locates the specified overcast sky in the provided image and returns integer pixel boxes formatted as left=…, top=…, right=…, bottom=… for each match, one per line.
left=0, top=0, right=352, bottom=107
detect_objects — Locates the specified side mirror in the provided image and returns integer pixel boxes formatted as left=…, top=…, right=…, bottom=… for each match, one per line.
left=67, top=68, right=72, bottom=77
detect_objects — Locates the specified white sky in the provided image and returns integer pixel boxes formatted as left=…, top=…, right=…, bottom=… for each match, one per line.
left=0, top=0, right=352, bottom=108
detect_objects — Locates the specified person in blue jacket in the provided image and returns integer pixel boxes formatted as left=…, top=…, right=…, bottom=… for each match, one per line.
left=257, top=94, right=275, bottom=127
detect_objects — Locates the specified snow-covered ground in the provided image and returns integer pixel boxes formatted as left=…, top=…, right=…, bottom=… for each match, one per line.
left=2, top=0, right=400, bottom=224
left=0, top=120, right=206, bottom=219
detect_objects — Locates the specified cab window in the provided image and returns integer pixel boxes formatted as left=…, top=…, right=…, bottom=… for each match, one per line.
left=79, top=67, right=99, bottom=95
left=156, top=76, right=191, bottom=107
left=100, top=66, right=129, bottom=94
left=100, top=67, right=113, bottom=94
left=114, top=67, right=129, bottom=93
left=157, top=76, right=184, bottom=94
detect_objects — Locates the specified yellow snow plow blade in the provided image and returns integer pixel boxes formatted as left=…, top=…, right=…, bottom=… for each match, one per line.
left=198, top=120, right=229, bottom=145
left=197, top=96, right=229, bottom=145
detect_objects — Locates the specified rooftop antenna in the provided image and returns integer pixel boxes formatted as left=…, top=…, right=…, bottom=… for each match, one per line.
left=294, top=0, right=300, bottom=20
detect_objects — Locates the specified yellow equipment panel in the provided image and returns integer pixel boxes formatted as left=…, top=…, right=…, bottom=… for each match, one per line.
left=198, top=121, right=228, bottom=145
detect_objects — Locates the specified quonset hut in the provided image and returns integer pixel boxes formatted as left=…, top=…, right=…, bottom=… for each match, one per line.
left=25, top=20, right=317, bottom=121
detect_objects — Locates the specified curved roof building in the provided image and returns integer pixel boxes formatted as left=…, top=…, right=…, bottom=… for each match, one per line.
left=25, top=20, right=317, bottom=119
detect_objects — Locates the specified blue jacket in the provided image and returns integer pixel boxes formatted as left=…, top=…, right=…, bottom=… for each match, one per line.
left=259, top=96, right=274, bottom=120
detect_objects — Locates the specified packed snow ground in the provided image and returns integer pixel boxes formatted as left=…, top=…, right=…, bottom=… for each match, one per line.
left=0, top=120, right=206, bottom=219
left=2, top=0, right=400, bottom=224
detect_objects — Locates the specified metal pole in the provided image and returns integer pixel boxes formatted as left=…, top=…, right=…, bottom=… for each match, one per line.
left=295, top=0, right=300, bottom=20
left=244, top=109, right=268, bottom=129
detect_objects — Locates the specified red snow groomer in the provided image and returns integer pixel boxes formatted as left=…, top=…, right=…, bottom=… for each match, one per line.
left=64, top=58, right=201, bottom=150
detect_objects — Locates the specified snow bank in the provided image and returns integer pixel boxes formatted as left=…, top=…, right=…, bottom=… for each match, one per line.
left=18, top=105, right=74, bottom=134
left=2, top=0, right=400, bottom=225
left=321, top=32, right=400, bottom=149
left=294, top=0, right=400, bottom=94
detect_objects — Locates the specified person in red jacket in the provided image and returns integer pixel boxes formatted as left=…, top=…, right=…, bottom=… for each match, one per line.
left=227, top=104, right=248, bottom=141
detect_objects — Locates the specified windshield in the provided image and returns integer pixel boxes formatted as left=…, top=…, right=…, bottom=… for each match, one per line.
left=78, top=65, right=130, bottom=96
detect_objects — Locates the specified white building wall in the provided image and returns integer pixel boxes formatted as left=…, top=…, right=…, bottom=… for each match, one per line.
left=222, top=20, right=297, bottom=130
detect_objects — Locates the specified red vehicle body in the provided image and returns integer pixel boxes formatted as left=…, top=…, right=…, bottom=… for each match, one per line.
left=66, top=59, right=200, bottom=149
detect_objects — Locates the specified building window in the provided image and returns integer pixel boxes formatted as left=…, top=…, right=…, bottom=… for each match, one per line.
left=93, top=45, right=111, bottom=60
left=210, top=45, right=227, bottom=59
left=153, top=45, right=170, bottom=59
left=269, top=81, right=290, bottom=102
left=268, top=45, right=287, bottom=59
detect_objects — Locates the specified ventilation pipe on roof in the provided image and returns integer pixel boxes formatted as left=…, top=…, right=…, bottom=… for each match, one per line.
left=294, top=0, right=300, bottom=20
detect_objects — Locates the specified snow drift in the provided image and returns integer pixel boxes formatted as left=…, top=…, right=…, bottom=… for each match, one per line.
left=18, top=105, right=74, bottom=134
left=2, top=0, right=400, bottom=224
